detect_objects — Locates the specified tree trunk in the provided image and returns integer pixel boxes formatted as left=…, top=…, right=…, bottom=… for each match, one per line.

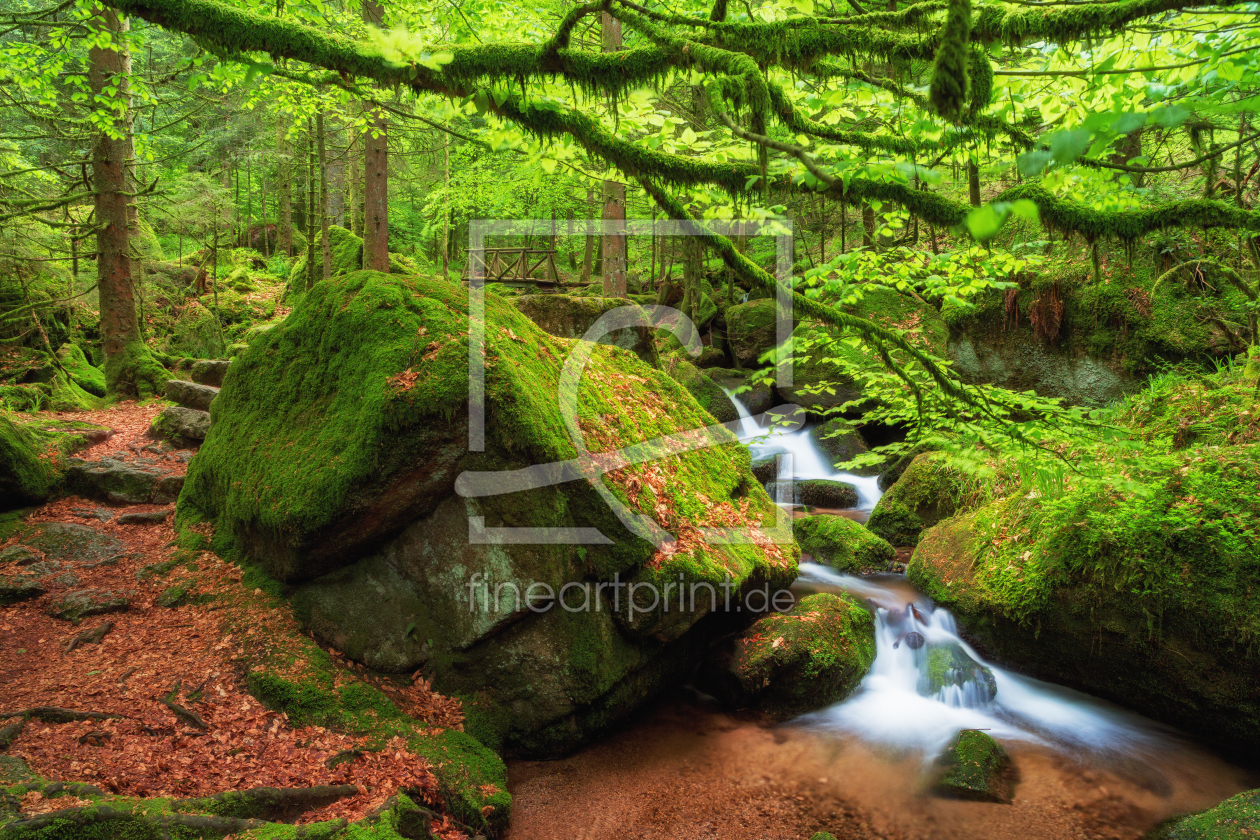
left=581, top=188, right=595, bottom=283
left=362, top=0, right=389, bottom=271
left=318, top=111, right=331, bottom=281
left=89, top=7, right=162, bottom=398
left=306, top=118, right=317, bottom=291
left=599, top=11, right=627, bottom=297
left=967, top=159, right=981, bottom=206
left=278, top=119, right=292, bottom=256
left=347, top=127, right=362, bottom=236
left=440, top=129, right=450, bottom=278
left=1111, top=130, right=1145, bottom=189
left=862, top=203, right=875, bottom=248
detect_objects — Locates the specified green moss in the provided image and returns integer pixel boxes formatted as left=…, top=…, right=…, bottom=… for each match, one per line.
left=56, top=344, right=106, bottom=398
left=867, top=453, right=973, bottom=546
left=793, top=515, right=894, bottom=573
left=663, top=357, right=738, bottom=424
left=936, top=729, right=1010, bottom=802
left=287, top=226, right=365, bottom=288
left=241, top=637, right=509, bottom=835
left=0, top=418, right=57, bottom=510
left=718, top=592, right=876, bottom=719
left=1147, top=789, right=1260, bottom=839
left=103, top=340, right=168, bottom=400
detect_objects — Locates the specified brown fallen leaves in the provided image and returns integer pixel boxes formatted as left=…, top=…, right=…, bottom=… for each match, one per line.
left=1, top=478, right=467, bottom=833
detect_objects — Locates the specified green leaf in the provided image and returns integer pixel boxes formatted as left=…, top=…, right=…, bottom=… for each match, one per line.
left=966, top=205, right=1004, bottom=241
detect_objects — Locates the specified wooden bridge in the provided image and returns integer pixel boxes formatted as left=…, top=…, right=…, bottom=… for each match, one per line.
left=463, top=247, right=577, bottom=290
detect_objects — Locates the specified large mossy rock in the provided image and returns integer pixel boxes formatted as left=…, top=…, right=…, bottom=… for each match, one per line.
left=0, top=418, right=56, bottom=511
left=908, top=443, right=1260, bottom=753
left=513, top=294, right=659, bottom=367
left=867, top=453, right=970, bottom=546
left=934, top=729, right=1012, bottom=803
left=794, top=515, right=894, bottom=574
left=179, top=271, right=796, bottom=756
left=780, top=288, right=948, bottom=414
left=725, top=298, right=779, bottom=367
left=703, top=592, right=876, bottom=719
left=1147, top=789, right=1260, bottom=839
left=664, top=358, right=739, bottom=424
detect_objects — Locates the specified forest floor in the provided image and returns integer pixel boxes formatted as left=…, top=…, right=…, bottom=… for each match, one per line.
left=0, top=401, right=469, bottom=836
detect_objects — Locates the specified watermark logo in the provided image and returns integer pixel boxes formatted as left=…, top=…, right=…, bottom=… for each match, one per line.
left=454, top=218, right=799, bottom=552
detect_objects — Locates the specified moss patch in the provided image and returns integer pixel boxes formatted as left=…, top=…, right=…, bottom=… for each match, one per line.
left=867, top=453, right=974, bottom=546
left=794, top=514, right=894, bottom=574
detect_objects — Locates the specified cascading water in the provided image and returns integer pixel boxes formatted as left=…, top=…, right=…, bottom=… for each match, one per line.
left=723, top=389, right=881, bottom=508
left=794, top=563, right=1174, bottom=762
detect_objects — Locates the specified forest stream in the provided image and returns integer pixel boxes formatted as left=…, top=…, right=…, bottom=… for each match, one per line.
left=504, top=395, right=1257, bottom=840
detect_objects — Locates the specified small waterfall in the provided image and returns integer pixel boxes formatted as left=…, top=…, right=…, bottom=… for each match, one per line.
left=724, top=388, right=881, bottom=508
left=794, top=564, right=1171, bottom=760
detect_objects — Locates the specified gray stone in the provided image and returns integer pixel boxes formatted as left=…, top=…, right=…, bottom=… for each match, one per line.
left=21, top=561, right=61, bottom=578
left=65, top=458, right=165, bottom=505
left=24, top=523, right=125, bottom=565
left=190, top=359, right=231, bottom=387
left=948, top=334, right=1135, bottom=407
left=0, top=575, right=44, bottom=606
left=45, top=588, right=133, bottom=622
left=152, top=475, right=184, bottom=505
left=51, top=572, right=80, bottom=588
left=117, top=510, right=170, bottom=526
left=0, top=545, right=39, bottom=566
left=513, top=295, right=660, bottom=368
left=164, top=380, right=220, bottom=412
left=72, top=508, right=114, bottom=522
left=150, top=406, right=211, bottom=446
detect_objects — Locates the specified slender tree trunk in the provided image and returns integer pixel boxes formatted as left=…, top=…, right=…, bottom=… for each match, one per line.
left=581, top=188, right=595, bottom=283
left=862, top=203, right=875, bottom=248
left=361, top=0, right=389, bottom=271
left=440, top=129, right=450, bottom=278
left=278, top=119, right=293, bottom=256
left=318, top=111, right=331, bottom=281
left=90, top=7, right=160, bottom=397
left=967, top=159, right=981, bottom=206
left=600, top=12, right=627, bottom=297
left=566, top=207, right=577, bottom=270
left=306, top=118, right=317, bottom=291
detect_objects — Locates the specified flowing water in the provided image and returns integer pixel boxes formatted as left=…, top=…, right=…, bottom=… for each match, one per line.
left=504, top=391, right=1256, bottom=839
left=727, top=389, right=881, bottom=509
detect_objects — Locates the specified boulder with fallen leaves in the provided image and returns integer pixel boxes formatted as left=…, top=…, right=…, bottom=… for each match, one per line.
left=179, top=270, right=795, bottom=756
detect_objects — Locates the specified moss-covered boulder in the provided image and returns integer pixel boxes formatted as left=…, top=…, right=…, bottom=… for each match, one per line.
left=908, top=443, right=1260, bottom=753
left=867, top=453, right=971, bottom=546
left=794, top=515, right=894, bottom=574
left=934, top=729, right=1012, bottom=803
left=44, top=587, right=132, bottom=622
left=0, top=417, right=56, bottom=510
left=149, top=406, right=211, bottom=447
left=725, top=298, right=779, bottom=367
left=513, top=294, right=659, bottom=367
left=23, top=522, right=124, bottom=564
left=287, top=225, right=364, bottom=285
left=703, top=592, right=876, bottom=719
left=56, top=344, right=106, bottom=398
left=1146, top=789, right=1260, bottom=839
left=664, top=357, right=739, bottom=424
left=180, top=271, right=795, bottom=756
left=773, top=478, right=859, bottom=509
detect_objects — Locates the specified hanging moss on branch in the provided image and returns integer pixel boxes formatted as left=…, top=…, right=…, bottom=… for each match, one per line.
left=928, top=0, right=971, bottom=123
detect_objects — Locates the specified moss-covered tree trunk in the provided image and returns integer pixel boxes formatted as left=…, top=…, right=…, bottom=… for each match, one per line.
left=361, top=0, right=389, bottom=272
left=967, top=159, right=981, bottom=206
left=306, top=118, right=317, bottom=291
left=90, top=6, right=164, bottom=398
left=599, top=11, right=627, bottom=297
